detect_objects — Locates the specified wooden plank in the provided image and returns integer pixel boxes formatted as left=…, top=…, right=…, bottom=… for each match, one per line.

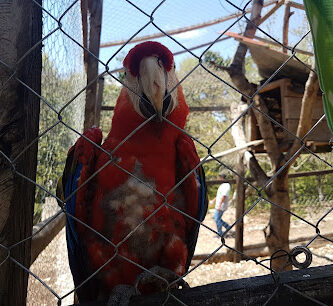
left=253, top=36, right=313, bottom=56
left=205, top=169, right=333, bottom=186
left=0, top=0, right=42, bottom=304
left=283, top=97, right=325, bottom=120
left=193, top=232, right=333, bottom=263
left=259, top=79, right=285, bottom=94
left=201, top=140, right=264, bottom=163
left=285, top=119, right=331, bottom=142
left=226, top=32, right=310, bottom=82
left=75, top=265, right=333, bottom=305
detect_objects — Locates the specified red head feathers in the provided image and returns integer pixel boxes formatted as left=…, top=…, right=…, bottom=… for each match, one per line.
left=123, top=41, right=174, bottom=77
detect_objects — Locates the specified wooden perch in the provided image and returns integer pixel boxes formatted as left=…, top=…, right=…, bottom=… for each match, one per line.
left=192, top=232, right=333, bottom=264
left=30, top=211, right=66, bottom=265
left=201, top=140, right=264, bottom=163
left=74, top=264, right=333, bottom=305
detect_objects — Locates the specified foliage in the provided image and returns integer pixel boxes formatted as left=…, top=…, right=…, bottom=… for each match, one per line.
left=35, top=54, right=84, bottom=223
left=177, top=55, right=240, bottom=199
left=99, top=78, right=122, bottom=137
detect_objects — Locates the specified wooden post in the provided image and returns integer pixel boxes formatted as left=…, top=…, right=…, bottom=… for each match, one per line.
left=282, top=1, right=293, bottom=54
left=230, top=102, right=247, bottom=262
left=0, top=1, right=42, bottom=305
left=129, top=264, right=333, bottom=306
left=234, top=156, right=245, bottom=262
left=83, top=0, right=103, bottom=131
left=95, top=77, right=104, bottom=127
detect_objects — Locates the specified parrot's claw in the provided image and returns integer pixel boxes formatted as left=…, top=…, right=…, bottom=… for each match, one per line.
left=107, top=284, right=136, bottom=306
left=134, top=266, right=190, bottom=295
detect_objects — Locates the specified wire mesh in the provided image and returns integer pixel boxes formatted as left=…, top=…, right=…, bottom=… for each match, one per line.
left=0, top=0, right=332, bottom=305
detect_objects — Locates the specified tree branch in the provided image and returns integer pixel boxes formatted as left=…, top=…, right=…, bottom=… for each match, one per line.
left=228, top=0, right=263, bottom=95
left=244, top=151, right=271, bottom=196
left=252, top=95, right=281, bottom=169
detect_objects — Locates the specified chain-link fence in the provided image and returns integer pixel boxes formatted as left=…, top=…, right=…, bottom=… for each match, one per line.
left=35, top=0, right=86, bottom=224
left=1, top=0, right=333, bottom=305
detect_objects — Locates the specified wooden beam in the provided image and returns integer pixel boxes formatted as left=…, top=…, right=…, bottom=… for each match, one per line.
left=71, top=265, right=333, bottom=305
left=81, top=0, right=88, bottom=72
left=84, top=0, right=103, bottom=130
left=131, top=264, right=333, bottom=305
left=193, top=232, right=333, bottom=264
left=289, top=1, right=304, bottom=10
left=201, top=140, right=265, bottom=163
left=0, top=0, right=42, bottom=304
left=205, top=169, right=333, bottom=186
left=282, top=1, right=292, bottom=54
left=100, top=0, right=279, bottom=48
left=253, top=35, right=314, bottom=56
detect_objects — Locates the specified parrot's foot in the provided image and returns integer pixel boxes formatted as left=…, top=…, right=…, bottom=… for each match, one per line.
left=134, top=266, right=190, bottom=294
left=107, top=284, right=136, bottom=306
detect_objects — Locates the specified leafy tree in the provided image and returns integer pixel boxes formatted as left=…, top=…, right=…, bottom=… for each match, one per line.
left=35, top=54, right=85, bottom=223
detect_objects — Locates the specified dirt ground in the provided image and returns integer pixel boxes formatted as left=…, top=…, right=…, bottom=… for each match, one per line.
left=27, top=203, right=333, bottom=305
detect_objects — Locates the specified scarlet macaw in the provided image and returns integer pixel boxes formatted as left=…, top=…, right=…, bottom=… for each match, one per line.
left=57, top=41, right=208, bottom=303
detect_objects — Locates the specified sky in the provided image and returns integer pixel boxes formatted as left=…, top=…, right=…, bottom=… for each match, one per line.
left=98, top=0, right=308, bottom=73
left=41, top=0, right=308, bottom=76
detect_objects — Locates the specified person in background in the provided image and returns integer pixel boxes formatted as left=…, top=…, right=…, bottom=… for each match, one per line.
left=210, top=173, right=231, bottom=237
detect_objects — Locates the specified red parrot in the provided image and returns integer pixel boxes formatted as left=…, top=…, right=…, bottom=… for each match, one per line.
left=57, top=41, right=208, bottom=304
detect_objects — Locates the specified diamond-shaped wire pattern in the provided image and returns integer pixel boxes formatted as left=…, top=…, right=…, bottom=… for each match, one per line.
left=0, top=0, right=332, bottom=305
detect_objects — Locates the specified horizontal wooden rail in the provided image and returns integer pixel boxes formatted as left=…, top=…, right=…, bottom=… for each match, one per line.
left=74, top=264, right=333, bottom=305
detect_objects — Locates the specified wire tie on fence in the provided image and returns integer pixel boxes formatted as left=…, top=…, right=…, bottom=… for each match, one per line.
left=290, top=246, right=312, bottom=269
left=269, top=249, right=290, bottom=285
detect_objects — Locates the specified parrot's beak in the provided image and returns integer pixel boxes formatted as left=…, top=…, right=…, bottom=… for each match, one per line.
left=138, top=56, right=170, bottom=122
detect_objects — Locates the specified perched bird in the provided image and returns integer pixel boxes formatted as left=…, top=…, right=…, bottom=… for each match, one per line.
left=57, top=41, right=208, bottom=304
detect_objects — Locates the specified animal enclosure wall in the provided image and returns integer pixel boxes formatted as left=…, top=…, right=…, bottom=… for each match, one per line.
left=0, top=1, right=332, bottom=305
